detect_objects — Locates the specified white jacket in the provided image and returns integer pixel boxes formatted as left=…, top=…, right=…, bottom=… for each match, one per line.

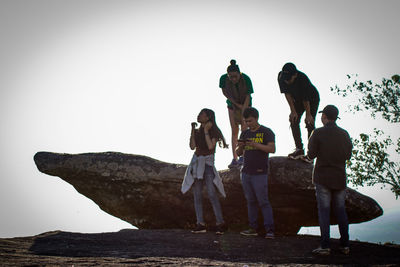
left=181, top=153, right=226, bottom=197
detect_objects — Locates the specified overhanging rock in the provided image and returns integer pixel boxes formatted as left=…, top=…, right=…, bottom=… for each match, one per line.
left=34, top=151, right=383, bottom=235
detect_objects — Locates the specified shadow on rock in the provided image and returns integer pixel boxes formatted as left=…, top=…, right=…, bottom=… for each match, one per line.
left=29, top=229, right=400, bottom=265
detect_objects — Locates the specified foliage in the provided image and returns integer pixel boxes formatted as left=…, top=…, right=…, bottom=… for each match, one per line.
left=348, top=129, right=400, bottom=197
left=331, top=74, right=400, bottom=198
left=331, top=74, right=400, bottom=123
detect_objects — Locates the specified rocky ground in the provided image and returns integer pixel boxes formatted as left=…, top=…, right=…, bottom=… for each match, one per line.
left=1, top=229, right=400, bottom=266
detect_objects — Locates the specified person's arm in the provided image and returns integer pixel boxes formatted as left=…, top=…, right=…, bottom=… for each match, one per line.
left=221, top=87, right=242, bottom=108
left=242, top=94, right=250, bottom=110
left=299, top=74, right=315, bottom=126
left=242, top=74, right=253, bottom=111
left=234, top=94, right=251, bottom=111
left=204, top=122, right=217, bottom=151
left=285, top=93, right=296, bottom=112
left=221, top=87, right=232, bottom=101
left=220, top=75, right=240, bottom=107
left=303, top=100, right=314, bottom=126
left=190, top=123, right=196, bottom=150
left=307, top=130, right=317, bottom=159
left=246, top=140, right=276, bottom=154
left=344, top=131, right=353, bottom=160
left=285, top=93, right=298, bottom=123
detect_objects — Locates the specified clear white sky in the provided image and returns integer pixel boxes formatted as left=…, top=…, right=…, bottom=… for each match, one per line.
left=0, top=0, right=399, bottom=238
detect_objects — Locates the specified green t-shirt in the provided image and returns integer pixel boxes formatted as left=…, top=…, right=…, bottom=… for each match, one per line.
left=219, top=73, right=253, bottom=108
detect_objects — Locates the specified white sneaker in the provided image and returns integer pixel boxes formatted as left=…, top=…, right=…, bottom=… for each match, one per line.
left=312, top=247, right=331, bottom=255
left=340, top=246, right=350, bottom=255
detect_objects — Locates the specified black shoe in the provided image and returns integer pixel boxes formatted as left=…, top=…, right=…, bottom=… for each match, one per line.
left=215, top=223, right=225, bottom=235
left=300, top=155, right=313, bottom=164
left=288, top=148, right=304, bottom=159
left=191, top=224, right=206, bottom=233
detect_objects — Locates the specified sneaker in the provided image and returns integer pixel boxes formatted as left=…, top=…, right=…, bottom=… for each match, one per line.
left=191, top=224, right=206, bottom=233
left=300, top=155, right=313, bottom=164
left=228, top=159, right=239, bottom=169
left=215, top=223, right=225, bottom=235
left=288, top=148, right=305, bottom=159
left=240, top=228, right=258, bottom=236
left=312, top=247, right=331, bottom=256
left=339, top=246, right=350, bottom=255
left=265, top=231, right=275, bottom=239
left=237, top=156, right=244, bottom=166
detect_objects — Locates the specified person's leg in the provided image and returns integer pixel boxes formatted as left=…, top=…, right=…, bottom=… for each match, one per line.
left=239, top=113, right=247, bottom=132
left=306, top=98, right=320, bottom=139
left=332, top=189, right=349, bottom=248
left=290, top=101, right=305, bottom=151
left=315, top=183, right=332, bottom=249
left=252, top=174, right=274, bottom=233
left=240, top=172, right=259, bottom=230
left=204, top=165, right=224, bottom=225
left=236, top=114, right=247, bottom=165
left=192, top=178, right=205, bottom=225
left=228, top=107, right=239, bottom=163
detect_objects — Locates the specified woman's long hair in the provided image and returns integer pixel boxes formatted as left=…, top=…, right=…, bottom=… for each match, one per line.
left=201, top=108, right=229, bottom=149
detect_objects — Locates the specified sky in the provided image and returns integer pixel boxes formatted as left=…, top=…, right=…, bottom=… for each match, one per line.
left=0, top=0, right=399, bottom=241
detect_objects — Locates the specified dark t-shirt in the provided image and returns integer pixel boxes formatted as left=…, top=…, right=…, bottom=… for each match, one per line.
left=278, top=71, right=319, bottom=102
left=195, top=127, right=217, bottom=156
left=240, top=125, right=275, bottom=175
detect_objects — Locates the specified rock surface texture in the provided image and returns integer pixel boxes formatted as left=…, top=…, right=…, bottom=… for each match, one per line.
left=2, top=229, right=400, bottom=266
left=33, top=152, right=383, bottom=235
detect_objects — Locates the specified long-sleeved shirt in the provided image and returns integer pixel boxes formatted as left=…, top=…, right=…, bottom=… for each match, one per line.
left=307, top=121, right=353, bottom=190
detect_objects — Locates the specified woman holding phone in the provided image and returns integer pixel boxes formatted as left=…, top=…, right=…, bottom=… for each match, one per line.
left=181, top=108, right=228, bottom=234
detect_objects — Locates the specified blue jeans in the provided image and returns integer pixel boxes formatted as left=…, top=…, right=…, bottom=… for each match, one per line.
left=241, top=172, right=274, bottom=232
left=315, top=183, right=349, bottom=248
left=193, top=165, right=224, bottom=225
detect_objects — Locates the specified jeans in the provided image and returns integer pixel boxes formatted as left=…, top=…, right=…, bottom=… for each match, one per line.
left=193, top=165, right=224, bottom=225
left=315, top=183, right=349, bottom=248
left=291, top=98, right=319, bottom=149
left=241, top=172, right=274, bottom=232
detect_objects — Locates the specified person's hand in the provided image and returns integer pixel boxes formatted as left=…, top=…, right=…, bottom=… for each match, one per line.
left=237, top=139, right=246, bottom=147
left=289, top=111, right=298, bottom=123
left=244, top=139, right=256, bottom=148
left=232, top=102, right=243, bottom=110
left=305, top=114, right=315, bottom=127
left=191, top=122, right=197, bottom=129
left=204, top=121, right=212, bottom=131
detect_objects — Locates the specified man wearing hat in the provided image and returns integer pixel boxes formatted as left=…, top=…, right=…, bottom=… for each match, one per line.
left=278, top=62, right=320, bottom=160
left=304, top=105, right=353, bottom=256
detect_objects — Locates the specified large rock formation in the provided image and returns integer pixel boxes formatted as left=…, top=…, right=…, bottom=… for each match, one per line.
left=33, top=152, right=383, bottom=235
